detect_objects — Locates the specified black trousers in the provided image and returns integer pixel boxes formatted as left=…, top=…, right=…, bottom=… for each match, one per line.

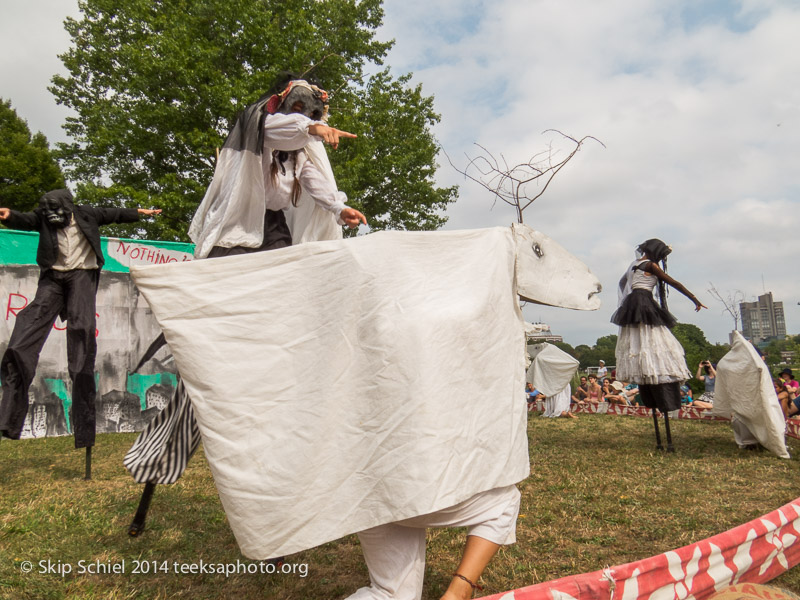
left=0, top=269, right=99, bottom=448
left=207, top=209, right=292, bottom=258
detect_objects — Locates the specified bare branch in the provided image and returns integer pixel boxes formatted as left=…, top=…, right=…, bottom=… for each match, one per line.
left=708, top=282, right=745, bottom=331
left=446, top=130, right=604, bottom=223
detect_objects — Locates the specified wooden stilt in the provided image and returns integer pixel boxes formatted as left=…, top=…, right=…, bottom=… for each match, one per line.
left=84, top=446, right=92, bottom=480
left=664, top=410, right=675, bottom=452
left=652, top=410, right=663, bottom=451
left=128, top=482, right=157, bottom=537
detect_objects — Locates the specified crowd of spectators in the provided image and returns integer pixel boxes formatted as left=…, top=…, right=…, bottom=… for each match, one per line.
left=529, top=357, right=800, bottom=422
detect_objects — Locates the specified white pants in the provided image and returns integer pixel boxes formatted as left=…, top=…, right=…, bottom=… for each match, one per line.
left=346, top=485, right=521, bottom=600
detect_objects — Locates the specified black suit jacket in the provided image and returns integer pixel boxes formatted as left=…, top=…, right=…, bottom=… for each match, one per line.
left=4, top=205, right=140, bottom=269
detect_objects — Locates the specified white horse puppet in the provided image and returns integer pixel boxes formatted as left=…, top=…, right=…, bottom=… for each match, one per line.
left=131, top=223, right=601, bottom=559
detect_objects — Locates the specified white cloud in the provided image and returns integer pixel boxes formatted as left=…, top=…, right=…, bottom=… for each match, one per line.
left=380, top=0, right=800, bottom=345
left=2, top=0, right=798, bottom=346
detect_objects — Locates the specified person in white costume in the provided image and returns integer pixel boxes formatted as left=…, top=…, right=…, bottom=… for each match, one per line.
left=125, top=74, right=364, bottom=535
left=611, top=239, right=706, bottom=451
left=347, top=486, right=521, bottom=600
left=189, top=76, right=366, bottom=258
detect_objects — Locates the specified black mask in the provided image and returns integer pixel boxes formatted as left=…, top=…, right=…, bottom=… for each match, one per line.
left=279, top=84, right=327, bottom=121
left=38, top=189, right=75, bottom=229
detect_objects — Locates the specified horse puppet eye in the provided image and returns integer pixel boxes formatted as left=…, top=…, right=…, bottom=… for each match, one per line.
left=531, top=242, right=544, bottom=258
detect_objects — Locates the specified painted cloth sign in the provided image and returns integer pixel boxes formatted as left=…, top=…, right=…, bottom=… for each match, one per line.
left=0, top=229, right=193, bottom=438
left=482, top=497, right=800, bottom=600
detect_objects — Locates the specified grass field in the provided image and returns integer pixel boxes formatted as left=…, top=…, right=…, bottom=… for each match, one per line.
left=1, top=413, right=799, bottom=599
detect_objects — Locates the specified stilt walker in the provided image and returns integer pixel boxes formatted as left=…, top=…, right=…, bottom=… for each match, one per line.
left=124, top=74, right=365, bottom=534
left=0, top=190, right=161, bottom=477
left=611, top=239, right=706, bottom=451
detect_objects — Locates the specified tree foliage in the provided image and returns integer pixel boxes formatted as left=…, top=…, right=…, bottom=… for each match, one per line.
left=50, top=0, right=456, bottom=240
left=0, top=99, right=65, bottom=213
left=763, top=335, right=800, bottom=370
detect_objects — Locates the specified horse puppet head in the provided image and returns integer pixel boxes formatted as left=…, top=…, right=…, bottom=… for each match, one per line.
left=512, top=223, right=602, bottom=311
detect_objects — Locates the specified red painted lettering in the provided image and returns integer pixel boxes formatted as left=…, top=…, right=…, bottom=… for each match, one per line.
left=116, top=240, right=130, bottom=255
left=6, top=293, right=28, bottom=319
left=53, top=318, right=66, bottom=331
left=145, top=248, right=156, bottom=262
left=95, top=312, right=99, bottom=338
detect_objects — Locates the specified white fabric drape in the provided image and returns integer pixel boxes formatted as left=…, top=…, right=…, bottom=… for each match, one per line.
left=526, top=343, right=579, bottom=397
left=131, top=227, right=531, bottom=559
left=714, top=331, right=789, bottom=458
left=543, top=384, right=572, bottom=418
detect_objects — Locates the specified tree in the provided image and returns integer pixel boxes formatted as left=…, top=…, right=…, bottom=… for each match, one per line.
left=707, top=282, right=744, bottom=332
left=50, top=0, right=456, bottom=241
left=332, top=70, right=456, bottom=233
left=673, top=323, right=713, bottom=394
left=0, top=99, right=65, bottom=212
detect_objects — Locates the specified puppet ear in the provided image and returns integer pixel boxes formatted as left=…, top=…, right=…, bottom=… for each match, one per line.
left=266, top=94, right=281, bottom=114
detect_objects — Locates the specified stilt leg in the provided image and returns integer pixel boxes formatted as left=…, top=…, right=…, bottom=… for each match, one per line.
left=84, top=446, right=92, bottom=480
left=652, top=410, right=663, bottom=450
left=664, top=411, right=675, bottom=452
left=128, top=482, right=157, bottom=537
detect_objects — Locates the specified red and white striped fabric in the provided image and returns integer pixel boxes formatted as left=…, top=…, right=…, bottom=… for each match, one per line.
left=482, top=497, right=800, bottom=600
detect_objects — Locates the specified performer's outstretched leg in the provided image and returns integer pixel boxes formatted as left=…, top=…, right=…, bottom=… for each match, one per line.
left=123, top=379, right=200, bottom=536
left=0, top=274, right=63, bottom=439
left=64, top=270, right=99, bottom=450
left=129, top=482, right=157, bottom=537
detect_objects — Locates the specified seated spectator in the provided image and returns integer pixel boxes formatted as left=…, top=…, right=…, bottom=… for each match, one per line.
left=679, top=385, right=694, bottom=406
left=779, top=368, right=799, bottom=395
left=605, top=381, right=629, bottom=405
left=695, top=360, right=716, bottom=406
left=526, top=382, right=544, bottom=412
left=692, top=384, right=713, bottom=410
left=571, top=376, right=589, bottom=405
left=622, top=381, right=640, bottom=404
left=776, top=378, right=798, bottom=418
left=586, top=374, right=603, bottom=404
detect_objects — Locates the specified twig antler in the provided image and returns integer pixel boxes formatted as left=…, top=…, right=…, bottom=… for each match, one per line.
left=446, top=130, right=604, bottom=224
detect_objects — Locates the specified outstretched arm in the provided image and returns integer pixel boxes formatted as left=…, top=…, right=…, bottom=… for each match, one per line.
left=696, top=362, right=706, bottom=380
left=138, top=208, right=162, bottom=217
left=0, top=207, right=41, bottom=230
left=646, top=262, right=707, bottom=311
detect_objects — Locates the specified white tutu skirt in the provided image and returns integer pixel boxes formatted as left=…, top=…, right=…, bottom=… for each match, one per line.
left=615, top=324, right=691, bottom=385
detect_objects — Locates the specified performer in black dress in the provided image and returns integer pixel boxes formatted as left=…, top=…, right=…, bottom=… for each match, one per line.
left=611, top=239, right=706, bottom=451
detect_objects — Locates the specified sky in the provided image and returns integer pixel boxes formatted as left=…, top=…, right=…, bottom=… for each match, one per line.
left=1, top=0, right=798, bottom=348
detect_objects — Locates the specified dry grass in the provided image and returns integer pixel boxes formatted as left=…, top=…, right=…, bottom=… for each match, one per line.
left=1, top=413, right=799, bottom=599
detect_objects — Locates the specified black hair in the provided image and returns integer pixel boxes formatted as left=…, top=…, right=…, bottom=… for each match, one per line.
left=637, top=238, right=671, bottom=312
